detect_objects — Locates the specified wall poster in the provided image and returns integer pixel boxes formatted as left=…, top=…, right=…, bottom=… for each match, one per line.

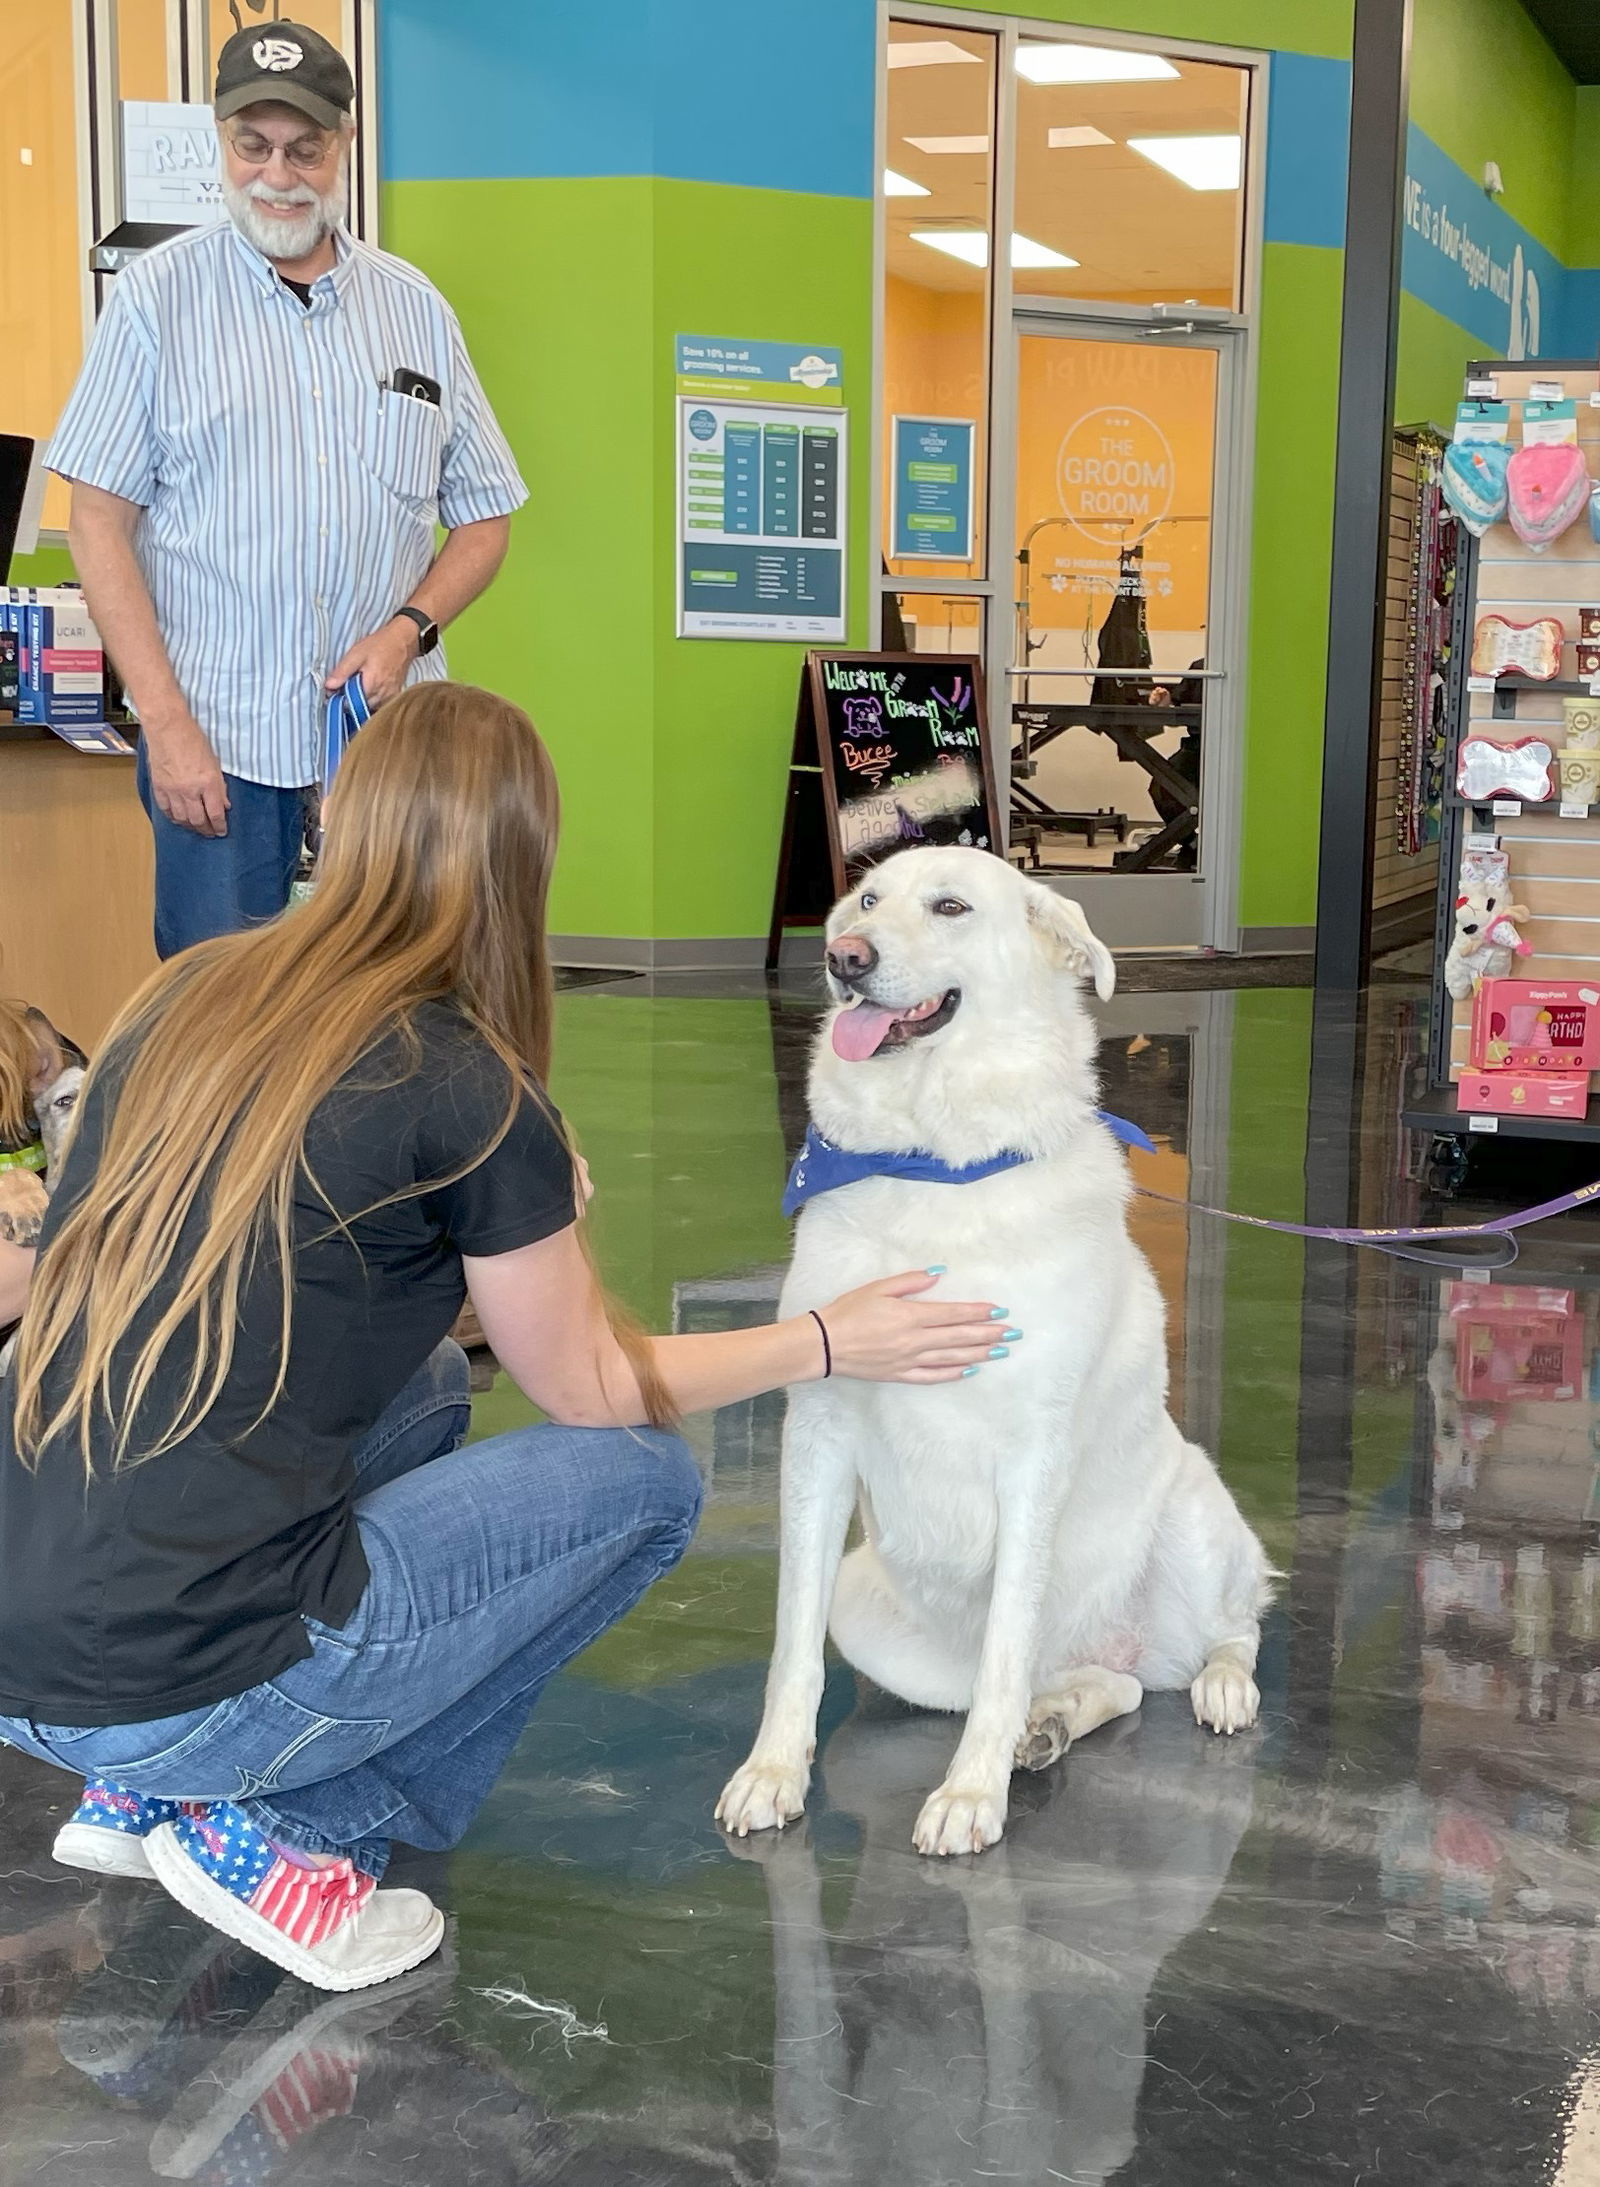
left=890, top=415, right=975, bottom=561
left=675, top=335, right=849, bottom=642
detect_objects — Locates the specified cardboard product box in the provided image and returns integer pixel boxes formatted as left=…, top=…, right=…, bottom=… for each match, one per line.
left=1470, top=978, right=1600, bottom=1071
left=1453, top=1303, right=1585, bottom=1404
left=1447, top=1283, right=1576, bottom=1317
left=0, top=586, right=105, bottom=726
left=1456, top=1069, right=1591, bottom=1117
left=0, top=628, right=16, bottom=720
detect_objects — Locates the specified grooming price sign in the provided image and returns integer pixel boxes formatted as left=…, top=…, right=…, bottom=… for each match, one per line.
left=675, top=336, right=848, bottom=641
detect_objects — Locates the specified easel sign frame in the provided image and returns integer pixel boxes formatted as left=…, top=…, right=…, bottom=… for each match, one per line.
left=766, top=650, right=1002, bottom=967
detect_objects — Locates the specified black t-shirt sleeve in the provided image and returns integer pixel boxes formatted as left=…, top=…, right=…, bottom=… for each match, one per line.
left=420, top=1048, right=577, bottom=1257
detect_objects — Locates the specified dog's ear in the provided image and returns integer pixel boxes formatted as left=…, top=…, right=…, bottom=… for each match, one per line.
left=1025, top=885, right=1116, bottom=1000
left=23, top=1009, right=68, bottom=1097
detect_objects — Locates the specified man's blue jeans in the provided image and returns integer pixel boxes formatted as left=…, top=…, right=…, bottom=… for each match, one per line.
left=136, top=741, right=315, bottom=959
left=1, top=1343, right=702, bottom=1878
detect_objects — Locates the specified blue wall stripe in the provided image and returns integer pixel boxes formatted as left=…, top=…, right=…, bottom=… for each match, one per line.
left=376, top=0, right=1600, bottom=365
left=1262, top=51, right=1349, bottom=251
left=379, top=0, right=874, bottom=197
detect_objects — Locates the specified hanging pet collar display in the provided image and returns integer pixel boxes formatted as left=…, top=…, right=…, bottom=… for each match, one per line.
left=1469, top=614, right=1564, bottom=680
left=1506, top=442, right=1590, bottom=549
left=1456, top=735, right=1557, bottom=804
left=1442, top=441, right=1511, bottom=535
left=1396, top=429, right=1457, bottom=858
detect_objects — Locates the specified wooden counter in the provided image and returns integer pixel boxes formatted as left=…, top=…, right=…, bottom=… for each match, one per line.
left=0, top=731, right=157, bottom=1047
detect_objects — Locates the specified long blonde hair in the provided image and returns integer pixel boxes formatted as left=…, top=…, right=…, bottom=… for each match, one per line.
left=0, top=997, right=37, bottom=1150
left=13, top=682, right=673, bottom=1466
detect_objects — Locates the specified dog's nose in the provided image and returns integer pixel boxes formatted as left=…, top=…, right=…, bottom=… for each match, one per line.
left=826, top=933, right=878, bottom=982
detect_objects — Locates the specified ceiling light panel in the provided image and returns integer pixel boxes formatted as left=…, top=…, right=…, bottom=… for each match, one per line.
left=1017, top=43, right=1179, bottom=85
left=910, top=231, right=1081, bottom=270
left=883, top=169, right=930, bottom=197
left=1127, top=133, right=1242, bottom=190
left=887, top=39, right=982, bottom=69
left=1010, top=232, right=1079, bottom=268
left=1047, top=125, right=1114, bottom=149
left=904, top=135, right=990, bottom=156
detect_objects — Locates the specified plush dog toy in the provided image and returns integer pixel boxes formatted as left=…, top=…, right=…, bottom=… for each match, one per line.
left=1443, top=890, right=1532, bottom=1000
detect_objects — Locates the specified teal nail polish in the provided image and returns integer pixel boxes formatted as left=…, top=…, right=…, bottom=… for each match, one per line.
left=989, top=1306, right=1009, bottom=1319
left=989, top=1344, right=1010, bottom=1359
left=1003, top=1328, right=1023, bottom=1341
left=925, top=1264, right=948, bottom=1275
left=961, top=1365, right=981, bottom=1377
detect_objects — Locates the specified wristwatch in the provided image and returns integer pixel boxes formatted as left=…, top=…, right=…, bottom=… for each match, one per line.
left=393, top=604, right=440, bottom=655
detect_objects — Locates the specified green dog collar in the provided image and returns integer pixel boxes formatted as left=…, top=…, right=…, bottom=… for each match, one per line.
left=0, top=1140, right=47, bottom=1174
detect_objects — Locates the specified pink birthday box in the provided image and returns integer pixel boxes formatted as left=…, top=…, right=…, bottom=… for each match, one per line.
left=1469, top=978, right=1600, bottom=1072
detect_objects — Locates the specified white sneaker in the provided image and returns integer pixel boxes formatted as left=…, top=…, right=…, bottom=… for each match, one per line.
left=144, top=1806, right=444, bottom=1994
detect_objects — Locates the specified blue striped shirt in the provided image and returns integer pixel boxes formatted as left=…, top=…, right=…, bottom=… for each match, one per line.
left=47, top=221, right=527, bottom=787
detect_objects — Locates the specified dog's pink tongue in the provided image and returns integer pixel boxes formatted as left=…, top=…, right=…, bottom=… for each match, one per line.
left=831, top=1004, right=898, bottom=1061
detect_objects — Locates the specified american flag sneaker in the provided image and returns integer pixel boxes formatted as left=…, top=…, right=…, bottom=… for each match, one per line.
left=52, top=1778, right=199, bottom=1880
left=144, top=1804, right=445, bottom=1994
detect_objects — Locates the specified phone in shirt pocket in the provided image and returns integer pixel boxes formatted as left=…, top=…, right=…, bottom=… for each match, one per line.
left=363, top=383, right=446, bottom=504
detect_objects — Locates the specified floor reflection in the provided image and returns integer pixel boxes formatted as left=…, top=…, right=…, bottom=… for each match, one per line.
left=7, top=972, right=1600, bottom=2183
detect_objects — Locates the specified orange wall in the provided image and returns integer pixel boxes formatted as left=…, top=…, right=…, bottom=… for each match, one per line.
left=1016, top=334, right=1216, bottom=640
left=884, top=281, right=1216, bottom=646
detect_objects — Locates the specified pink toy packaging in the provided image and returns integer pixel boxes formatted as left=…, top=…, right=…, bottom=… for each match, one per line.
left=1470, top=978, right=1600, bottom=1071
left=1455, top=1068, right=1591, bottom=1117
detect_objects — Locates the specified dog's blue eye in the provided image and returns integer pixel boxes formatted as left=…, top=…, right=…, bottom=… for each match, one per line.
left=860, top=892, right=878, bottom=910
left=932, top=898, right=970, bottom=918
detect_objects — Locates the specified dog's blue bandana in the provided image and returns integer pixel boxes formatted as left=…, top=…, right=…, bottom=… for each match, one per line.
left=782, top=1113, right=1157, bottom=1217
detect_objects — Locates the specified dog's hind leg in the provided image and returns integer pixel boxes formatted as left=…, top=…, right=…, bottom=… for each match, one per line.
left=828, top=1544, right=977, bottom=1712
left=1015, top=1668, right=1142, bottom=1771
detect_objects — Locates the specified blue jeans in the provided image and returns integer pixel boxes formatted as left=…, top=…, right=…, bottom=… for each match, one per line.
left=1, top=1343, right=701, bottom=1879
left=136, top=740, right=315, bottom=959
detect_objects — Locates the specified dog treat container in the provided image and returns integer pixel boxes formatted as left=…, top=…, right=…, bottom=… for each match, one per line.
left=1579, top=641, right=1600, bottom=680
left=1581, top=606, right=1600, bottom=639
left=1563, top=697, right=1600, bottom=749
left=1560, top=749, right=1600, bottom=805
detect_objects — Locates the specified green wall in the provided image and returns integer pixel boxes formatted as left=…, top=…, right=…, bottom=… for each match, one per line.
left=384, top=174, right=874, bottom=946
left=1409, top=0, right=1575, bottom=260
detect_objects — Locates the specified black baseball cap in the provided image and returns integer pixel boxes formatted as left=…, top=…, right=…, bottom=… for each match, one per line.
left=214, top=20, right=354, bottom=131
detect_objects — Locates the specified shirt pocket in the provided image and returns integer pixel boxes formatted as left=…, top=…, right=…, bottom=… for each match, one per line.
left=361, top=387, right=446, bottom=506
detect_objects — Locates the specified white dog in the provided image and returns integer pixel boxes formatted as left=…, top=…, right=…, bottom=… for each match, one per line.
left=718, top=846, right=1271, bottom=1857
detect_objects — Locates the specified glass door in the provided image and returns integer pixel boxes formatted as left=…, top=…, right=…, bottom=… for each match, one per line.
left=1009, top=308, right=1241, bottom=948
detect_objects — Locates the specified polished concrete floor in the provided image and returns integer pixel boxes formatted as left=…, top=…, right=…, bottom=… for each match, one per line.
left=7, top=970, right=1600, bottom=2184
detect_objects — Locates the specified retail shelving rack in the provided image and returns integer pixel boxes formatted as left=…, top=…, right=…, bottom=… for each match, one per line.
left=1404, top=358, right=1600, bottom=1158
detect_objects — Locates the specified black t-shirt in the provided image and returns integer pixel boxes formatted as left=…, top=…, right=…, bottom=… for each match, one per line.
left=0, top=1003, right=576, bottom=1726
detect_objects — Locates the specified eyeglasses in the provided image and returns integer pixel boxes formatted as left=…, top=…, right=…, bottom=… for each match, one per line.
left=226, top=127, right=339, bottom=170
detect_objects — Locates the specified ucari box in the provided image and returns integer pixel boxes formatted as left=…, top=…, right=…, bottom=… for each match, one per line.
left=1456, top=1068, right=1591, bottom=1116
left=0, top=586, right=105, bottom=726
left=1470, top=978, right=1600, bottom=1071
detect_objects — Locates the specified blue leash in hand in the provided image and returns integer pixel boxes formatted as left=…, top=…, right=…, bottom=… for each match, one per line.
left=322, top=673, right=372, bottom=797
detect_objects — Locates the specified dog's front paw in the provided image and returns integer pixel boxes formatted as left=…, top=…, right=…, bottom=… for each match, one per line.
left=716, top=1758, right=809, bottom=1837
left=912, top=1782, right=1007, bottom=1858
left=1191, top=1659, right=1260, bottom=1735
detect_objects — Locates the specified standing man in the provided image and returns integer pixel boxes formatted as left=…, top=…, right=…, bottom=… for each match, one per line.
left=47, top=22, right=527, bottom=958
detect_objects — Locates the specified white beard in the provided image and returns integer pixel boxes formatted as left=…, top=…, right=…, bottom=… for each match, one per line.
left=224, top=164, right=349, bottom=264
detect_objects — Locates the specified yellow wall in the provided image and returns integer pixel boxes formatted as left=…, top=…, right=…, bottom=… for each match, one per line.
left=0, top=3, right=84, bottom=533
left=1015, top=333, right=1215, bottom=640
left=883, top=276, right=1217, bottom=653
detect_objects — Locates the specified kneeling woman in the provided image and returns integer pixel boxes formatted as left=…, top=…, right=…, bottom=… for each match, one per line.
left=0, top=686, right=999, bottom=1992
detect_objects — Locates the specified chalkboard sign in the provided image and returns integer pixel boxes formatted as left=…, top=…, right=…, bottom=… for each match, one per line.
left=767, top=651, right=1001, bottom=965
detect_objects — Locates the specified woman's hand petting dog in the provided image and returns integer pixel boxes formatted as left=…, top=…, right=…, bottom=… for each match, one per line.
left=811, top=1271, right=1001, bottom=1384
